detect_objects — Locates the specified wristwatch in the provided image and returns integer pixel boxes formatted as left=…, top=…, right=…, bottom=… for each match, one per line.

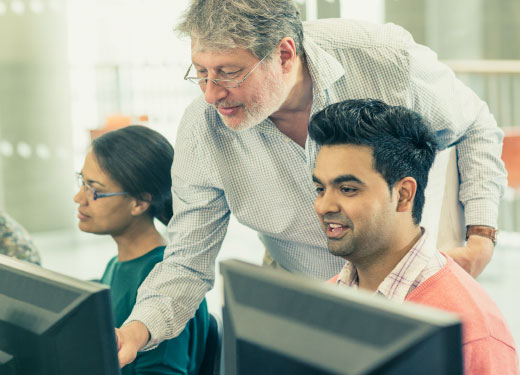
left=465, top=225, right=498, bottom=246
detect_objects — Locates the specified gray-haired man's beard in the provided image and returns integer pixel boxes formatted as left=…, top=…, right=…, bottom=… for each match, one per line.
left=216, top=66, right=290, bottom=132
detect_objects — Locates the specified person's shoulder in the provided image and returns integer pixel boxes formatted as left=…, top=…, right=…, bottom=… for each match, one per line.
left=0, top=211, right=41, bottom=264
left=146, top=246, right=166, bottom=265
left=408, top=257, right=515, bottom=347
left=106, top=254, right=118, bottom=267
left=0, top=212, right=30, bottom=243
left=127, top=246, right=166, bottom=276
left=100, top=255, right=119, bottom=285
left=303, top=18, right=415, bottom=51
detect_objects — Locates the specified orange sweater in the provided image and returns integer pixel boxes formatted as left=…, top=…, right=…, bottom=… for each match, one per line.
left=405, top=256, right=518, bottom=375
left=329, top=256, right=518, bottom=374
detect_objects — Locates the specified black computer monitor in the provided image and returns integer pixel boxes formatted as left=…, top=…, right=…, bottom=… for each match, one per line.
left=0, top=254, right=120, bottom=375
left=220, top=259, right=463, bottom=375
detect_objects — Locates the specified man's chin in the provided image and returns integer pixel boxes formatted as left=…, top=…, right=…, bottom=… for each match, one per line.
left=327, top=241, right=352, bottom=258
left=219, top=114, right=259, bottom=132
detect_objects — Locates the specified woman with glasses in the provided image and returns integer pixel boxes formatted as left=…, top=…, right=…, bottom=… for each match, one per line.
left=74, top=125, right=209, bottom=375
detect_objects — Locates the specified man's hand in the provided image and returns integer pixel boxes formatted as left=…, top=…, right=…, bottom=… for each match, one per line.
left=444, top=235, right=494, bottom=278
left=115, top=321, right=150, bottom=368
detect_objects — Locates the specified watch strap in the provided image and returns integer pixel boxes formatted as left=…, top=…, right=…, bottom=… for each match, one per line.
left=465, top=225, right=498, bottom=246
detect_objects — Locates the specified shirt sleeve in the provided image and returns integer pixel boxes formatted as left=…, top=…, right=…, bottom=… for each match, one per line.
left=405, top=42, right=507, bottom=228
left=125, top=108, right=230, bottom=349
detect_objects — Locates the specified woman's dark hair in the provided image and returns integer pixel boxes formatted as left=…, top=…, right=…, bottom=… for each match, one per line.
left=92, top=125, right=174, bottom=225
left=309, top=99, right=439, bottom=225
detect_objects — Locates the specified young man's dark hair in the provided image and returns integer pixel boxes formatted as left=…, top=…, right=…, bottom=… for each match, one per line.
left=309, top=99, right=439, bottom=224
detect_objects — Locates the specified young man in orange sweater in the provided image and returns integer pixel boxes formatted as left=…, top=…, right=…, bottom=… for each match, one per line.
left=310, top=99, right=518, bottom=375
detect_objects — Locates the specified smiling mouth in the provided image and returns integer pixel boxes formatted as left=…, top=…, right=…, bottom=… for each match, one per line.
left=326, top=223, right=350, bottom=239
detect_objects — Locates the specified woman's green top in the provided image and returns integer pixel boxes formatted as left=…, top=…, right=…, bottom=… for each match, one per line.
left=101, top=246, right=209, bottom=375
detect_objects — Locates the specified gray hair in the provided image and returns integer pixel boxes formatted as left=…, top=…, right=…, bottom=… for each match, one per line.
left=176, top=0, right=304, bottom=59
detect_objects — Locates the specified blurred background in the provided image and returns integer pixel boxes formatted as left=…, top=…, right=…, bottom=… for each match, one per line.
left=1, top=0, right=519, bottom=342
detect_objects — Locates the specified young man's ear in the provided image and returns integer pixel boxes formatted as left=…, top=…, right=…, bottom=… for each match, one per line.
left=277, top=37, right=297, bottom=73
left=396, top=177, right=417, bottom=213
left=131, top=193, right=152, bottom=216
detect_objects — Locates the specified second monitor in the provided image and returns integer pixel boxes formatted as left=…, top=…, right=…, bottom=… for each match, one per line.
left=220, top=259, right=463, bottom=375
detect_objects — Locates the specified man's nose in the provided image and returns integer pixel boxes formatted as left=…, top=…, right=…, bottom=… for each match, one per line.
left=203, top=79, right=229, bottom=105
left=314, top=190, right=340, bottom=217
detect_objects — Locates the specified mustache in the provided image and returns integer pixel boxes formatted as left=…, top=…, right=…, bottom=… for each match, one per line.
left=213, top=100, right=245, bottom=109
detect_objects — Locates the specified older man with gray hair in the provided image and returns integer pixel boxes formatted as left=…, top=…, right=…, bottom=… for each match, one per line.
left=116, top=0, right=506, bottom=367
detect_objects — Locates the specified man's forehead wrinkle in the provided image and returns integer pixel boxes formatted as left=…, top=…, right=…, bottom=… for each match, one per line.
left=191, top=35, right=243, bottom=56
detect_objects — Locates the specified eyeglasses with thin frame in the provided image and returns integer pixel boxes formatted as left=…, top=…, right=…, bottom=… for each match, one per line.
left=76, top=172, right=129, bottom=201
left=183, top=55, right=268, bottom=89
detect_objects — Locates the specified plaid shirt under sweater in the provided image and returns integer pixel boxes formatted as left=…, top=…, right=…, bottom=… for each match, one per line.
left=336, top=229, right=446, bottom=302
